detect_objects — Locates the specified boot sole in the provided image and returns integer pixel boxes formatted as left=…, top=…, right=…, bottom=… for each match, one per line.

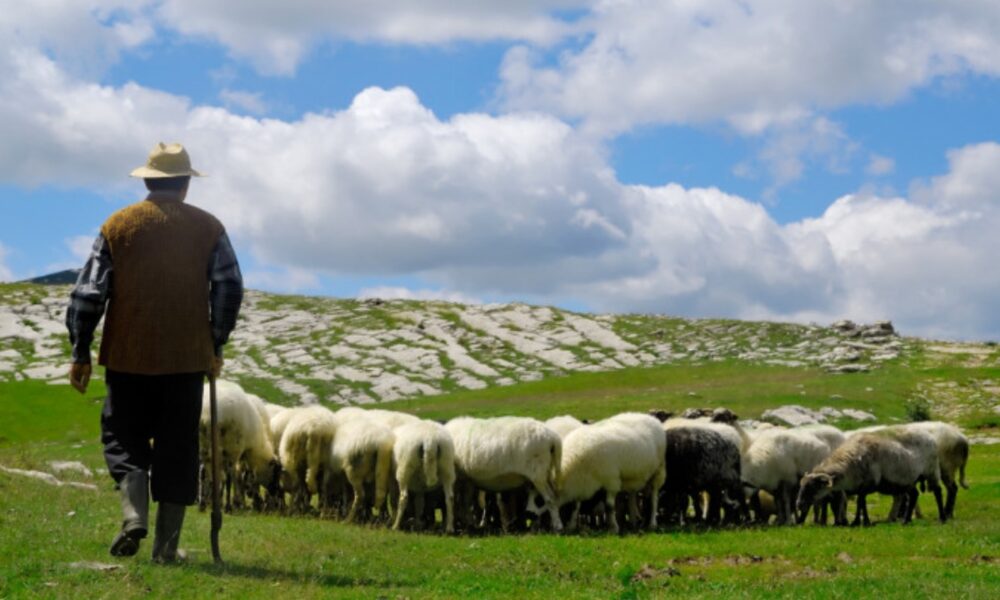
left=109, top=528, right=146, bottom=557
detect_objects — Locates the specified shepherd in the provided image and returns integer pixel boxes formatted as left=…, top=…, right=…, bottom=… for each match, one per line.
left=66, top=142, right=244, bottom=562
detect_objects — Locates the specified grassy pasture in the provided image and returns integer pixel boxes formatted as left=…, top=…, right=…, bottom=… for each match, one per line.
left=2, top=360, right=999, bottom=599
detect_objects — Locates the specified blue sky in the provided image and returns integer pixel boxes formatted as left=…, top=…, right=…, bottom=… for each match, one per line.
left=2, top=1, right=999, bottom=339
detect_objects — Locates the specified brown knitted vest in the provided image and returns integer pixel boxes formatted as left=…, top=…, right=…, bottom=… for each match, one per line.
left=99, top=197, right=223, bottom=375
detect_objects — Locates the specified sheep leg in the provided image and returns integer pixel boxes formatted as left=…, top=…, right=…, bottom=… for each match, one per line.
left=627, top=493, right=641, bottom=531
left=929, top=482, right=946, bottom=523
left=605, top=490, right=620, bottom=535
left=851, top=494, right=865, bottom=527
left=477, top=490, right=489, bottom=529
left=444, top=484, right=455, bottom=534
left=529, top=476, right=564, bottom=533
left=393, top=488, right=410, bottom=531
left=944, top=479, right=958, bottom=519
left=345, top=471, right=367, bottom=523
left=566, top=502, right=581, bottom=532
left=833, top=492, right=848, bottom=526
left=706, top=490, right=722, bottom=526
left=413, top=492, right=426, bottom=530
left=726, top=484, right=750, bottom=525
left=497, top=493, right=513, bottom=534
left=888, top=495, right=902, bottom=522
left=749, top=490, right=766, bottom=524
left=687, top=493, right=701, bottom=522
left=775, top=484, right=789, bottom=525
left=901, top=487, right=917, bottom=524
left=813, top=499, right=828, bottom=525
left=646, top=467, right=665, bottom=530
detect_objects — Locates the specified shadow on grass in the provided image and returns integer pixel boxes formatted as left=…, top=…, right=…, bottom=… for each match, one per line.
left=183, top=560, right=422, bottom=589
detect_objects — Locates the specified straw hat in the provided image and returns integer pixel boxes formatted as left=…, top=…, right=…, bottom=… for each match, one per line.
left=130, top=142, right=204, bottom=178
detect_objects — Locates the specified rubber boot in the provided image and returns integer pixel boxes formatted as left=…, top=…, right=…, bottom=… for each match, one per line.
left=109, top=470, right=149, bottom=557
left=151, top=503, right=187, bottom=563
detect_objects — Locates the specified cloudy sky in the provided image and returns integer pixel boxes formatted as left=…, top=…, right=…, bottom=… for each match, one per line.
left=2, top=1, right=999, bottom=340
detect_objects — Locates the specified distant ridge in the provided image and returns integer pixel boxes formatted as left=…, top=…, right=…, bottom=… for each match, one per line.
left=21, top=269, right=81, bottom=285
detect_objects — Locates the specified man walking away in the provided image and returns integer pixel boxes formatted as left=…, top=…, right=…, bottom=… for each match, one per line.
left=66, top=142, right=243, bottom=562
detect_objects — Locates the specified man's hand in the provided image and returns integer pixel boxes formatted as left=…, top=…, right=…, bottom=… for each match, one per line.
left=69, top=363, right=92, bottom=394
left=211, top=355, right=224, bottom=379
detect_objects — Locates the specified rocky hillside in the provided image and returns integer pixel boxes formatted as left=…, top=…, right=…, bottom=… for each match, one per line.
left=1, top=283, right=921, bottom=401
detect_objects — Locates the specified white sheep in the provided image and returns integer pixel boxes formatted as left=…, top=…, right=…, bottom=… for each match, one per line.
left=262, top=401, right=288, bottom=424
left=902, top=421, right=968, bottom=518
left=335, top=406, right=421, bottom=431
left=390, top=420, right=456, bottom=533
left=278, top=404, right=339, bottom=512
left=868, top=426, right=947, bottom=522
left=795, top=424, right=846, bottom=453
left=797, top=430, right=942, bottom=525
left=846, top=422, right=957, bottom=521
left=445, top=416, right=563, bottom=532
left=558, top=413, right=667, bottom=534
left=243, top=393, right=270, bottom=428
left=268, top=405, right=297, bottom=452
left=327, top=415, right=395, bottom=523
left=198, top=380, right=279, bottom=512
left=544, top=415, right=584, bottom=438
left=791, top=424, right=847, bottom=524
left=740, top=428, right=831, bottom=525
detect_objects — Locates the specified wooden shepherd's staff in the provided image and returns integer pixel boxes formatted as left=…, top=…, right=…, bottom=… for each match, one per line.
left=209, top=372, right=224, bottom=564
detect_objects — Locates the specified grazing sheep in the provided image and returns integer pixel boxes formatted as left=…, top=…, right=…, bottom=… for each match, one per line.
left=869, top=426, right=947, bottom=522
left=198, top=380, right=280, bottom=512
left=740, top=428, right=830, bottom=525
left=336, top=407, right=421, bottom=431
left=268, top=406, right=298, bottom=454
left=793, top=424, right=847, bottom=524
left=661, top=425, right=744, bottom=525
left=797, top=431, right=943, bottom=526
left=244, top=393, right=270, bottom=428
left=445, top=416, right=563, bottom=532
left=391, top=420, right=456, bottom=533
left=901, top=421, right=969, bottom=518
left=278, top=405, right=339, bottom=512
left=558, top=413, right=667, bottom=534
left=665, top=415, right=752, bottom=455
left=796, top=424, right=846, bottom=453
left=328, top=416, right=395, bottom=523
left=262, top=401, right=288, bottom=424
left=544, top=415, right=585, bottom=438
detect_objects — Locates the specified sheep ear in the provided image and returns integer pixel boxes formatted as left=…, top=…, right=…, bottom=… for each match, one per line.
left=824, top=474, right=836, bottom=488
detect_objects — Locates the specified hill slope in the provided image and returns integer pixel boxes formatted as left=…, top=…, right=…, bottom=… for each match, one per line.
left=1, top=282, right=998, bottom=427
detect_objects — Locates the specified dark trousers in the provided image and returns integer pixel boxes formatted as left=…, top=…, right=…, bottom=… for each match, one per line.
left=101, top=369, right=204, bottom=505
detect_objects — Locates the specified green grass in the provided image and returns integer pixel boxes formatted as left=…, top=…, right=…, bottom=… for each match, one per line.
left=2, top=361, right=1000, bottom=598
left=390, top=360, right=917, bottom=426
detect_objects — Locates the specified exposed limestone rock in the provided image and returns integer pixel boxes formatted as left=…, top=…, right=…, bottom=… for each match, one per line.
left=842, top=409, right=876, bottom=422
left=761, top=405, right=825, bottom=426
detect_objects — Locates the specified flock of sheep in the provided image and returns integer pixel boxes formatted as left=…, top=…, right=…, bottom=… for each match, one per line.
left=199, top=379, right=970, bottom=534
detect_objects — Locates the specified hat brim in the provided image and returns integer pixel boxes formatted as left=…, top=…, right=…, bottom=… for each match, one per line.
left=129, top=166, right=204, bottom=178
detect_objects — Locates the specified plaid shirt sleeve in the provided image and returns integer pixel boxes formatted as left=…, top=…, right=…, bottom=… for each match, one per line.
left=208, top=231, right=244, bottom=356
left=65, top=234, right=113, bottom=364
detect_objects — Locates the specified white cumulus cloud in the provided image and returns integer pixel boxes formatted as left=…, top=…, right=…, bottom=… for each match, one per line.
left=358, top=286, right=481, bottom=305
left=219, top=89, right=268, bottom=115
left=3, top=35, right=1000, bottom=339
left=155, top=0, right=590, bottom=74
left=0, top=242, right=13, bottom=282
left=0, top=1, right=154, bottom=77
left=500, top=1, right=1000, bottom=135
